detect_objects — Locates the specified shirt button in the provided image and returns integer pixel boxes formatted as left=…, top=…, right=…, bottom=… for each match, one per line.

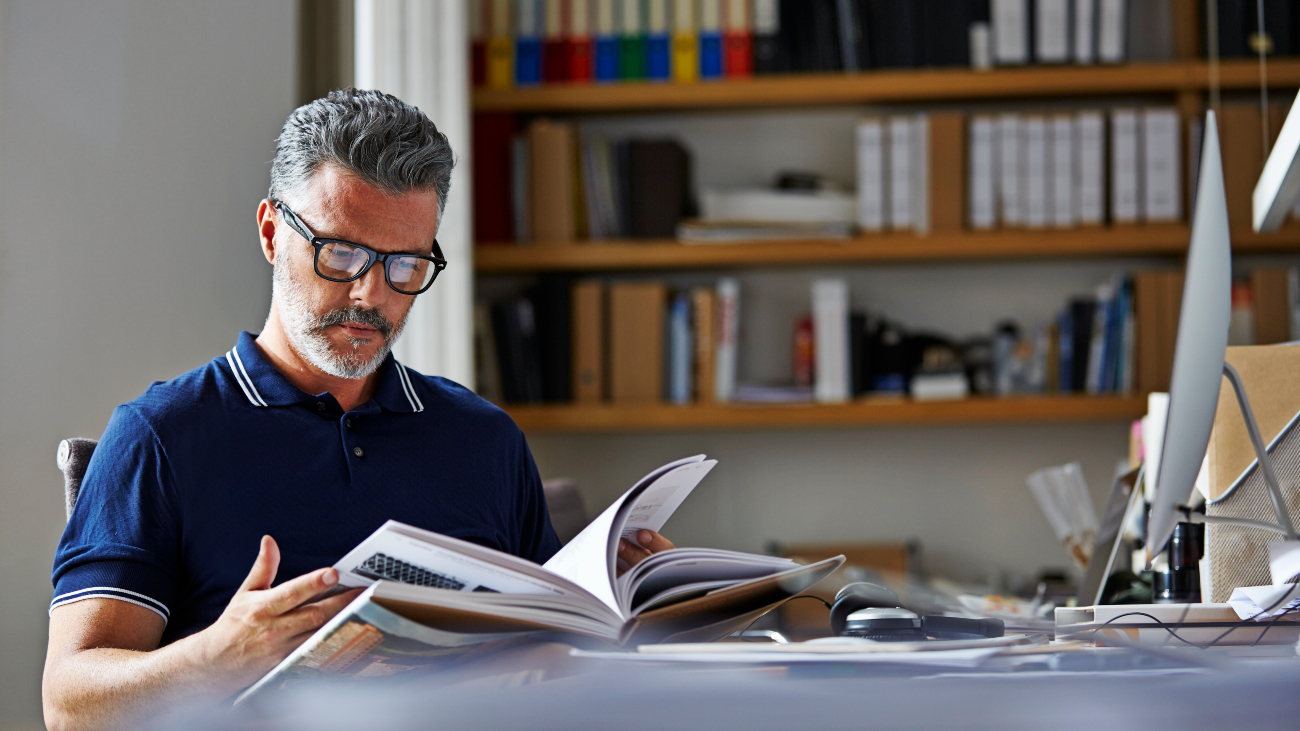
left=345, top=419, right=353, bottom=429
left=353, top=446, right=364, bottom=458
left=316, top=402, right=326, bottom=411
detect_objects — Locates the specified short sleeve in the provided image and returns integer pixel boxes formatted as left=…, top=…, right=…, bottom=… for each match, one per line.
left=514, top=433, right=561, bottom=565
left=50, top=404, right=180, bottom=624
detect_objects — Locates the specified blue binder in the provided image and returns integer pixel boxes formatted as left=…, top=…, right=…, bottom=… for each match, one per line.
left=595, top=35, right=620, bottom=81
left=646, top=33, right=671, bottom=79
left=515, top=38, right=542, bottom=85
left=699, top=31, right=722, bottom=78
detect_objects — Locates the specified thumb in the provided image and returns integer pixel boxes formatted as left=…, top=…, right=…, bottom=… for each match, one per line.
left=238, top=535, right=280, bottom=592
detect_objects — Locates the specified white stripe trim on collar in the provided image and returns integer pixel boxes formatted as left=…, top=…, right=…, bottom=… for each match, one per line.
left=225, top=352, right=262, bottom=407
left=394, top=360, right=424, bottom=412
left=230, top=347, right=268, bottom=407
left=225, top=352, right=264, bottom=407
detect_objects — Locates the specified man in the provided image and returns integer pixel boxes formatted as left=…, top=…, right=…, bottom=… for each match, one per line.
left=43, top=89, right=673, bottom=731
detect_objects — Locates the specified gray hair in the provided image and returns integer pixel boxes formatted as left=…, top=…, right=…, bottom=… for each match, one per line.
left=269, top=88, right=454, bottom=216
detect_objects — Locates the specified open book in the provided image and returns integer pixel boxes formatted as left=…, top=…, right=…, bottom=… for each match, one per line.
left=237, top=456, right=843, bottom=701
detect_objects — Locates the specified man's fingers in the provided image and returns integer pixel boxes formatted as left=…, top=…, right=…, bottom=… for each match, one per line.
left=617, top=539, right=652, bottom=567
left=261, top=567, right=340, bottom=616
left=237, top=536, right=280, bottom=593
left=637, top=530, right=676, bottom=553
left=280, top=588, right=362, bottom=637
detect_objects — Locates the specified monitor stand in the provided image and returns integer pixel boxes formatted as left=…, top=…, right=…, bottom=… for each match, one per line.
left=1178, top=363, right=1300, bottom=584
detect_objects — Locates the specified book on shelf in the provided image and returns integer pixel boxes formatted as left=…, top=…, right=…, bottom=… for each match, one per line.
left=1142, top=107, right=1181, bottom=223
left=1097, top=0, right=1126, bottom=63
left=668, top=291, right=694, bottom=403
left=856, top=116, right=887, bottom=232
left=998, top=113, right=1023, bottom=226
left=516, top=0, right=544, bottom=85
left=646, top=0, right=672, bottom=79
left=487, top=0, right=515, bottom=88
left=471, top=0, right=488, bottom=86
left=723, top=0, right=753, bottom=76
left=992, top=0, right=1030, bottom=65
left=968, top=115, right=997, bottom=230
left=237, top=455, right=844, bottom=701
left=610, top=281, right=668, bottom=403
left=692, top=288, right=717, bottom=402
left=619, top=0, right=646, bottom=79
left=1077, top=111, right=1105, bottom=225
left=543, top=0, right=568, bottom=82
left=699, top=0, right=724, bottom=78
left=595, top=0, right=620, bottom=81
left=1049, top=113, right=1075, bottom=228
left=1022, top=114, right=1049, bottom=228
left=526, top=118, right=579, bottom=243
left=1109, top=108, right=1141, bottom=224
left=472, top=113, right=517, bottom=244
left=752, top=0, right=785, bottom=73
left=699, top=188, right=856, bottom=227
left=1073, top=0, right=1096, bottom=64
left=568, top=0, right=595, bottom=80
left=1036, top=0, right=1071, bottom=64
left=813, top=278, right=851, bottom=403
left=672, top=0, right=698, bottom=82
left=572, top=280, right=606, bottom=403
left=1208, top=0, right=1294, bottom=59
left=715, top=277, right=740, bottom=402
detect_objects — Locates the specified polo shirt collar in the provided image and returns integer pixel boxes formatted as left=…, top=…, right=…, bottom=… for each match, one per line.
left=225, top=331, right=423, bottom=413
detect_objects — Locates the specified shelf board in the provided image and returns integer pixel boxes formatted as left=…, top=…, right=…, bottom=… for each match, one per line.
left=473, top=60, right=1300, bottom=113
left=501, top=395, right=1148, bottom=434
left=475, top=226, right=1300, bottom=274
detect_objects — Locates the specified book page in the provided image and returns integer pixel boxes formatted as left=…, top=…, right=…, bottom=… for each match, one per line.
left=542, top=455, right=713, bottom=617
left=333, top=520, right=584, bottom=597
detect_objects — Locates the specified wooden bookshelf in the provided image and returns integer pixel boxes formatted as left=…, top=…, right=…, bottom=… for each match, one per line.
left=475, top=226, right=1300, bottom=274
left=473, top=59, right=1300, bottom=113
left=500, top=394, right=1147, bottom=434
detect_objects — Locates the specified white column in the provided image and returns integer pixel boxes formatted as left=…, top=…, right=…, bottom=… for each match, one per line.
left=355, top=0, right=475, bottom=388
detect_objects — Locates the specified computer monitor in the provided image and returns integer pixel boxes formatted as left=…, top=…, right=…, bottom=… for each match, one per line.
left=1146, top=110, right=1233, bottom=561
left=1146, top=111, right=1300, bottom=567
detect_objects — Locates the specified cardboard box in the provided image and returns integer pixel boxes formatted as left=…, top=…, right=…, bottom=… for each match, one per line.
left=1207, top=345, right=1300, bottom=499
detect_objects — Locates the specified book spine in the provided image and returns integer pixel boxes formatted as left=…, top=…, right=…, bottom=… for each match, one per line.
left=512, top=136, right=531, bottom=241
left=1057, top=309, right=1073, bottom=392
left=1110, top=108, right=1142, bottom=224
left=572, top=280, right=606, bottom=402
left=813, top=279, right=850, bottom=403
left=646, top=0, right=671, bottom=79
left=1034, top=0, right=1070, bottom=63
left=672, top=0, right=699, bottom=82
left=1142, top=107, right=1181, bottom=222
left=1050, top=113, right=1075, bottom=228
left=488, top=0, right=516, bottom=88
left=856, top=117, right=887, bottom=232
left=752, top=0, right=781, bottom=74
left=472, top=112, right=519, bottom=244
left=927, top=112, right=963, bottom=234
left=543, top=0, right=569, bottom=82
left=887, top=115, right=914, bottom=231
left=969, top=115, right=998, bottom=230
left=568, top=0, right=595, bottom=80
left=793, top=315, right=815, bottom=387
left=998, top=113, right=1023, bottom=226
left=1022, top=114, right=1049, bottom=229
left=610, top=282, right=667, bottom=403
left=722, top=0, right=752, bottom=76
left=698, top=0, right=723, bottom=78
left=714, top=277, right=739, bottom=402
left=595, top=0, right=620, bottom=80
left=471, top=0, right=488, bottom=87
left=835, top=0, right=859, bottom=72
left=1085, top=289, right=1109, bottom=395
left=692, top=288, right=717, bottom=403
left=516, top=0, right=544, bottom=86
left=1076, top=111, right=1105, bottom=225
left=1073, top=0, right=1096, bottom=63
left=619, top=0, right=646, bottom=79
left=669, top=293, right=693, bottom=404
left=992, top=0, right=1029, bottom=65
left=1097, top=0, right=1125, bottom=63
left=912, top=114, right=929, bottom=233
left=527, top=119, right=577, bottom=243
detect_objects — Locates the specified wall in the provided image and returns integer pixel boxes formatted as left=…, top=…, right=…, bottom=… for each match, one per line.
left=0, top=1, right=296, bottom=725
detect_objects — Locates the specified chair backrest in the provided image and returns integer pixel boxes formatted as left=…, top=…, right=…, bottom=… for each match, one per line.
left=56, top=438, right=98, bottom=520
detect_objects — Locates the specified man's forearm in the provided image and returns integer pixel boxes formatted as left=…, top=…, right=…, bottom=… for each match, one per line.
left=43, top=634, right=240, bottom=731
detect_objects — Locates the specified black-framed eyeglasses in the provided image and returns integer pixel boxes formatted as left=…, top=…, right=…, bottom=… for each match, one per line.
left=272, top=199, right=447, bottom=295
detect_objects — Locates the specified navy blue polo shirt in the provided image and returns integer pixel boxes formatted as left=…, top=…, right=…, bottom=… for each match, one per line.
left=51, top=331, right=560, bottom=645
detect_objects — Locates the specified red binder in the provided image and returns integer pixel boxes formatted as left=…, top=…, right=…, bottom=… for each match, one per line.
left=568, top=37, right=594, bottom=81
left=472, top=113, right=518, bottom=244
left=543, top=40, right=570, bottom=81
left=723, top=31, right=751, bottom=77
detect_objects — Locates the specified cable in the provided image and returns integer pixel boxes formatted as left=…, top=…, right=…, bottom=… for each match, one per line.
left=1208, top=0, right=1221, bottom=118
left=740, top=595, right=832, bottom=642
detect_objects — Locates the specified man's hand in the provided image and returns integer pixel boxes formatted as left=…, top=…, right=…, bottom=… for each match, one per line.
left=195, top=535, right=362, bottom=686
left=615, top=530, right=676, bottom=575
left=44, top=536, right=361, bottom=731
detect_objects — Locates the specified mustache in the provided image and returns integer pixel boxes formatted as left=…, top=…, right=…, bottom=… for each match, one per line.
left=313, top=305, right=395, bottom=339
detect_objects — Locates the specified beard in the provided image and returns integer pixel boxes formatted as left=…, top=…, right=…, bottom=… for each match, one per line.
left=272, top=260, right=407, bottom=380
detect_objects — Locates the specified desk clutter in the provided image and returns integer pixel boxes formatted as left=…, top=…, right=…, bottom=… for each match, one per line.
left=469, top=0, right=1297, bottom=89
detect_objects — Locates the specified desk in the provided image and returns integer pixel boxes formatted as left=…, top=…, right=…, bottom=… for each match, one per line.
left=175, top=642, right=1300, bottom=731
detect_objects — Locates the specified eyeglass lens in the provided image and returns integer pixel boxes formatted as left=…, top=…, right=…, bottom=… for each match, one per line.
left=316, top=242, right=438, bottom=294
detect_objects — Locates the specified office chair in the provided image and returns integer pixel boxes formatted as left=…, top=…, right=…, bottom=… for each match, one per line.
left=56, top=438, right=97, bottom=520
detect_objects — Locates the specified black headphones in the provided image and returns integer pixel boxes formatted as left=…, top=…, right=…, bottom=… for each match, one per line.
left=830, top=583, right=1005, bottom=642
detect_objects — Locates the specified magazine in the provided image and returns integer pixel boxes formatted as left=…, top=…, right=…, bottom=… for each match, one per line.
left=236, top=456, right=843, bottom=701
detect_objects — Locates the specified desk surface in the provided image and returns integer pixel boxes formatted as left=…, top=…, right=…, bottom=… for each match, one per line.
left=176, top=642, right=1300, bottom=731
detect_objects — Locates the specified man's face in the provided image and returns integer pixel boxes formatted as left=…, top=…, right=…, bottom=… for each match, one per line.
left=270, top=166, right=440, bottom=379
